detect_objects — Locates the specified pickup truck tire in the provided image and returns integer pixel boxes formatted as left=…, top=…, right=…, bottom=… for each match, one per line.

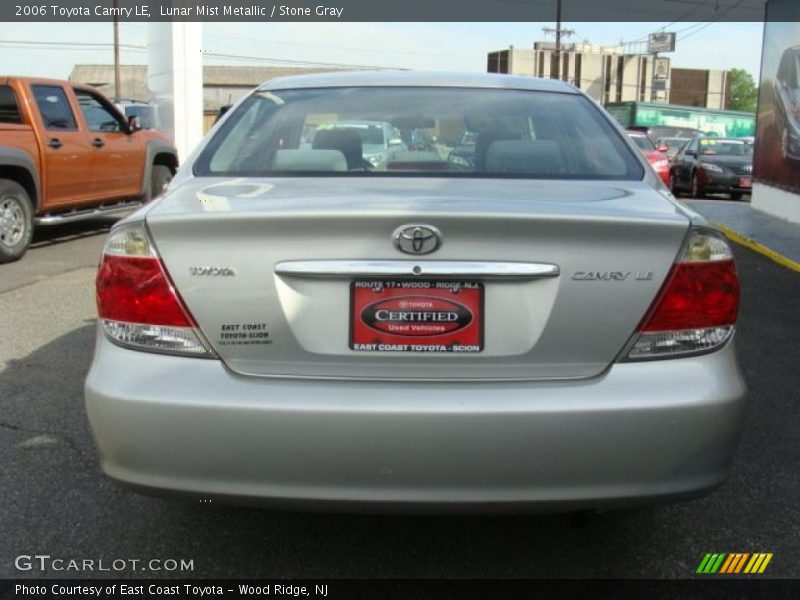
left=150, top=164, right=174, bottom=200
left=0, top=179, right=34, bottom=264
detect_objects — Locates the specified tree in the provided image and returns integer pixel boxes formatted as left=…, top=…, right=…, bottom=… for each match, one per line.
left=729, top=68, right=758, bottom=112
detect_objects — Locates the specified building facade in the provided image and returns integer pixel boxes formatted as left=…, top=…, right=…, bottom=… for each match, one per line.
left=487, top=44, right=730, bottom=109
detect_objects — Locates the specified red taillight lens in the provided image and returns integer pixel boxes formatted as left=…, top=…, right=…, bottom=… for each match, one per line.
left=625, top=229, right=739, bottom=361
left=96, top=223, right=213, bottom=357
left=97, top=255, right=193, bottom=326
left=639, top=260, right=739, bottom=332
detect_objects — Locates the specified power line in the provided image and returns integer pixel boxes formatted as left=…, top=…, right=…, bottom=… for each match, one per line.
left=203, top=51, right=397, bottom=70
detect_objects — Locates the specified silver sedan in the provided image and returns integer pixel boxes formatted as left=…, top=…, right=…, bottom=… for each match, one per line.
left=85, top=71, right=746, bottom=512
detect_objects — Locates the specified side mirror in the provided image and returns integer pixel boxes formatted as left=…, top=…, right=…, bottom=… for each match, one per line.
left=127, top=115, right=141, bottom=132
left=388, top=138, right=404, bottom=147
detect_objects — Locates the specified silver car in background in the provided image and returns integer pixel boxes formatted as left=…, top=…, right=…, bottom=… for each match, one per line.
left=85, top=72, right=746, bottom=512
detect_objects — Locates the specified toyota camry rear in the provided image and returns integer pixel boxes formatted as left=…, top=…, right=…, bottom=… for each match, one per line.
left=85, top=72, right=746, bottom=512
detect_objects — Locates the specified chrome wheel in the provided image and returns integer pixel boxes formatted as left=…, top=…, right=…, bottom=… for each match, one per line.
left=0, top=194, right=26, bottom=248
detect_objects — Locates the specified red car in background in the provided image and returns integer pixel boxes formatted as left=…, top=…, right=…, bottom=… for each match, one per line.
left=627, top=130, right=671, bottom=186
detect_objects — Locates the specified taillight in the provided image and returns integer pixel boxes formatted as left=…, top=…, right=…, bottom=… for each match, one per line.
left=624, top=229, right=739, bottom=360
left=96, top=223, right=214, bottom=357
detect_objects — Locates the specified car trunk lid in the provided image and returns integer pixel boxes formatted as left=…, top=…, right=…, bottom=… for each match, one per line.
left=145, top=177, right=690, bottom=380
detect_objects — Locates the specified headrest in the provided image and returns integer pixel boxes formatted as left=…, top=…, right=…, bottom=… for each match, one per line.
left=272, top=149, right=347, bottom=172
left=485, top=140, right=562, bottom=175
left=313, top=128, right=364, bottom=169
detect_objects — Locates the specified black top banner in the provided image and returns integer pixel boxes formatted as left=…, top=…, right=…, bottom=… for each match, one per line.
left=1, top=0, right=774, bottom=22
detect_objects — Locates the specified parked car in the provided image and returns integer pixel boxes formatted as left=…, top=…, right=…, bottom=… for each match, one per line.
left=671, top=137, right=754, bottom=200
left=627, top=130, right=671, bottom=185
left=86, top=71, right=745, bottom=512
left=656, top=136, right=691, bottom=163
left=774, top=45, right=800, bottom=162
left=0, top=77, right=177, bottom=262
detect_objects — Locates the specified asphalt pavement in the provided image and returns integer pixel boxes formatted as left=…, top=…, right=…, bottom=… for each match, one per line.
left=1, top=211, right=798, bottom=580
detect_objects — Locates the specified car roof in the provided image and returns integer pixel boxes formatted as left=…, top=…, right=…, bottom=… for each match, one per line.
left=259, top=70, right=579, bottom=94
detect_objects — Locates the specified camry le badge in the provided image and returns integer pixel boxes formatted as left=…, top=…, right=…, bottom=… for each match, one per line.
left=393, top=224, right=442, bottom=255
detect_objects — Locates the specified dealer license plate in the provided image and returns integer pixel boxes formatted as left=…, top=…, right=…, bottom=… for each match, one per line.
left=739, top=177, right=752, bottom=188
left=350, top=280, right=484, bottom=353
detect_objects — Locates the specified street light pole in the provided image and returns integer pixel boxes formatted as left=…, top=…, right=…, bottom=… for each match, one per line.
left=554, top=0, right=561, bottom=79
left=543, top=0, right=573, bottom=81
left=113, top=0, right=121, bottom=101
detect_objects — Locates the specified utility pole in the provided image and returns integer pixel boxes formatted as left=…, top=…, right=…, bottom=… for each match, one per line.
left=542, top=0, right=574, bottom=81
left=113, top=0, right=121, bottom=101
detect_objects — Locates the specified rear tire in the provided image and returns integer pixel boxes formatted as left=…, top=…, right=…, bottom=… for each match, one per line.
left=149, top=164, right=174, bottom=201
left=670, top=174, right=681, bottom=197
left=691, top=172, right=705, bottom=199
left=0, top=179, right=34, bottom=264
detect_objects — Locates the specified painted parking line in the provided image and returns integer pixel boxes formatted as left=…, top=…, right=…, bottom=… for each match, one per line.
left=715, top=223, right=800, bottom=273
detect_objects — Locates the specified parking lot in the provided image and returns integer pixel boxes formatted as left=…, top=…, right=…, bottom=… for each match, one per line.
left=1, top=204, right=798, bottom=580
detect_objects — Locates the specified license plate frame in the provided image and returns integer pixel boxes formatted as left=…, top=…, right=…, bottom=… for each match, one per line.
left=350, top=279, right=484, bottom=353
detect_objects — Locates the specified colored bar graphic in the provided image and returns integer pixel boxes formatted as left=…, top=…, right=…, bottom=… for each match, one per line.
left=758, top=554, right=773, bottom=573
left=697, top=553, right=713, bottom=573
left=700, top=552, right=772, bottom=574
left=734, top=553, right=750, bottom=573
left=697, top=553, right=727, bottom=573
left=719, top=554, right=735, bottom=573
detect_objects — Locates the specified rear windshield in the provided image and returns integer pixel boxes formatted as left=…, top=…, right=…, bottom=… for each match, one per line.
left=195, top=87, right=643, bottom=180
left=699, top=139, right=753, bottom=156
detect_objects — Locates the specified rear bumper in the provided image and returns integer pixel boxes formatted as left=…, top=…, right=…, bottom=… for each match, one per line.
left=85, top=331, right=747, bottom=512
left=701, top=172, right=752, bottom=195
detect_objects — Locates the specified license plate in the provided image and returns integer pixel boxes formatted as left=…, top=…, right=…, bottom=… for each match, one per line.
left=739, top=177, right=752, bottom=188
left=350, top=280, right=483, bottom=353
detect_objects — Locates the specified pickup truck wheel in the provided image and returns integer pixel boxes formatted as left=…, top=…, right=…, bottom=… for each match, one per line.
left=149, top=164, right=174, bottom=200
left=0, top=179, right=34, bottom=264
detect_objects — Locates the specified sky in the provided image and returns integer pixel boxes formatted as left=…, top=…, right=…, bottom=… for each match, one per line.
left=0, top=21, right=765, bottom=81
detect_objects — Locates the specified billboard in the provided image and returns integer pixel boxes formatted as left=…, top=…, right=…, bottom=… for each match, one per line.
left=648, top=32, right=676, bottom=54
left=754, top=0, right=800, bottom=195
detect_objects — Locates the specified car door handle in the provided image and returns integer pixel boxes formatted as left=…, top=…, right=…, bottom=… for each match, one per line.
left=47, top=138, right=63, bottom=149
left=92, top=138, right=105, bottom=148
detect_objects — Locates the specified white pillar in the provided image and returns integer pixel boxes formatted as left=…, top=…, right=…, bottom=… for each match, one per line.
left=147, top=22, right=203, bottom=163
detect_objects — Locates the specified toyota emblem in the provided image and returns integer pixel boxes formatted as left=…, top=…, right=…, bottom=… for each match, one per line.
left=392, top=224, right=442, bottom=255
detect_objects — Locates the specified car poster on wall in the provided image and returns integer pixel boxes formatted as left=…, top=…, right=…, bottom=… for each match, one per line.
left=754, top=0, right=800, bottom=195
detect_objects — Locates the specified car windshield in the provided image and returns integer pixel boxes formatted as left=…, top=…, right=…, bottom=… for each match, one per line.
left=195, top=87, right=643, bottom=180
left=628, top=134, right=655, bottom=151
left=699, top=139, right=753, bottom=156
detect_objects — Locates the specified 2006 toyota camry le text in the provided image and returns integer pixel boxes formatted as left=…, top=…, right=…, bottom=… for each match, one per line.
left=85, top=71, right=746, bottom=512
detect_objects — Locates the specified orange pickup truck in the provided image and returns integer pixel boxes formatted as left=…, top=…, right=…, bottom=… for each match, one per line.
left=0, top=77, right=178, bottom=262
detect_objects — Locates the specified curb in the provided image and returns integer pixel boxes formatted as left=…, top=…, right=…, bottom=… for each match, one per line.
left=715, top=223, right=800, bottom=273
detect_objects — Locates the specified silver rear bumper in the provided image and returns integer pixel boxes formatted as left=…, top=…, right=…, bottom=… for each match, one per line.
left=85, top=330, right=747, bottom=512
